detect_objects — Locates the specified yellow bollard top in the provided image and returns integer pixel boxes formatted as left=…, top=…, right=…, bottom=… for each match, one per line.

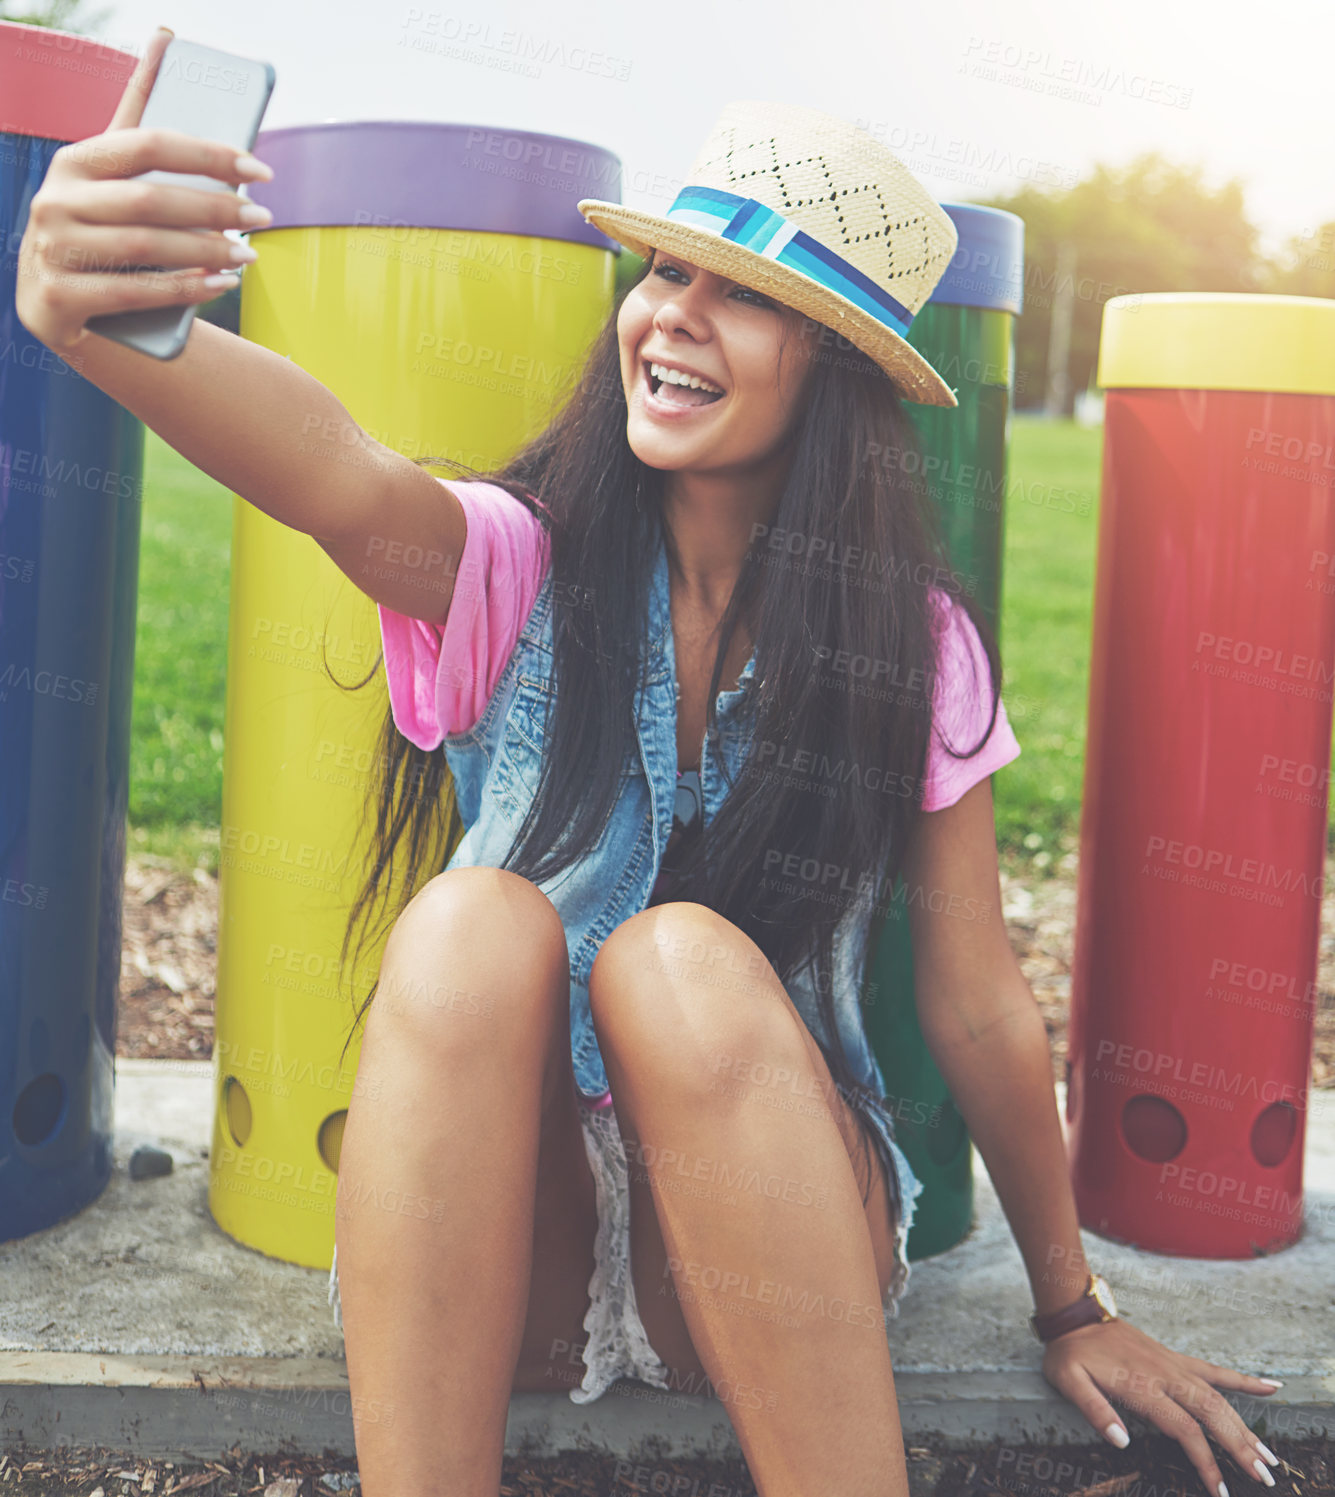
left=1097, top=292, right=1335, bottom=396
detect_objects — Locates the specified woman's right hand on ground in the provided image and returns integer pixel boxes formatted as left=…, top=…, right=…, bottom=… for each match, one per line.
left=15, top=26, right=274, bottom=356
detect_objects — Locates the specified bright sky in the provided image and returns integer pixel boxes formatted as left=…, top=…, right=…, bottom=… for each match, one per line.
left=90, top=0, right=1330, bottom=257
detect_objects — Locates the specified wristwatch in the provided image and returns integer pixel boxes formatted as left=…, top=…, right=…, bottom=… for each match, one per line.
left=1029, top=1272, right=1118, bottom=1343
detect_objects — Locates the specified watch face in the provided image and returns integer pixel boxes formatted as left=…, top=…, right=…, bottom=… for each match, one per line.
left=1092, top=1275, right=1117, bottom=1317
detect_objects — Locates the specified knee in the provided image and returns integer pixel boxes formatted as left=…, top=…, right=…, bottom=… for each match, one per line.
left=371, top=867, right=569, bottom=1050
left=588, top=901, right=796, bottom=1097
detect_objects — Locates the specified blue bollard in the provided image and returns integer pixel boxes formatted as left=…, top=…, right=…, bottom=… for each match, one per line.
left=0, top=22, right=142, bottom=1240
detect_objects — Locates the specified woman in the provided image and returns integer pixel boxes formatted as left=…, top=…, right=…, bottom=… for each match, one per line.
left=323, top=101, right=1286, bottom=1497
left=15, top=42, right=1283, bottom=1497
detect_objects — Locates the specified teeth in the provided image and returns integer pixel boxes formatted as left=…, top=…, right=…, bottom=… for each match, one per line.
left=650, top=361, right=724, bottom=395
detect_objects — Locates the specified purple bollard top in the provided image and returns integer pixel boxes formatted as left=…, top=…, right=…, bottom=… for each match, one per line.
left=243, top=119, right=623, bottom=251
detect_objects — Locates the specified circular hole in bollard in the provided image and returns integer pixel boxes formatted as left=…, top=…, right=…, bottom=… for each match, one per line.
left=318, top=1110, right=346, bottom=1174
left=1250, top=1100, right=1298, bottom=1167
left=13, top=1073, right=66, bottom=1146
left=1121, top=1094, right=1187, bottom=1162
left=223, top=1075, right=252, bottom=1148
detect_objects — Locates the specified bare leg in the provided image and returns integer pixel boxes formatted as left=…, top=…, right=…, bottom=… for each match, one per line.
left=589, top=900, right=909, bottom=1497
left=333, top=867, right=599, bottom=1497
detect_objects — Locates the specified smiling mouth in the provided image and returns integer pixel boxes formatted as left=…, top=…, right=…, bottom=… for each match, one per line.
left=644, top=360, right=726, bottom=408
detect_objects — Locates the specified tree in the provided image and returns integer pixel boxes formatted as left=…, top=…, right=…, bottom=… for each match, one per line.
left=1266, top=224, right=1335, bottom=300
left=0, top=0, right=113, bottom=28
left=976, top=154, right=1269, bottom=413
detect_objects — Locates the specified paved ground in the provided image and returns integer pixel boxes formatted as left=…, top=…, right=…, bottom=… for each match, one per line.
left=1, top=1063, right=1331, bottom=1466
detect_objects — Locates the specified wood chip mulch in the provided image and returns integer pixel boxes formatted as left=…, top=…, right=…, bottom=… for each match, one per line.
left=2, top=1434, right=1331, bottom=1497
left=117, top=858, right=218, bottom=1060
left=115, top=850, right=1335, bottom=1093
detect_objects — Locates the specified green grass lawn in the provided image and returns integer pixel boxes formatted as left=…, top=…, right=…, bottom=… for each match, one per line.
left=989, top=414, right=1104, bottom=868
left=127, top=431, right=233, bottom=871
left=127, top=416, right=1108, bottom=875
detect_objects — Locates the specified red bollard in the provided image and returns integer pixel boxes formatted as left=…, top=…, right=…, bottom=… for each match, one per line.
left=1068, top=292, right=1335, bottom=1257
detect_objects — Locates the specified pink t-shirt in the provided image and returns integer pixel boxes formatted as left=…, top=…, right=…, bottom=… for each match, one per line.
left=378, top=477, right=1021, bottom=806
left=378, top=479, right=553, bottom=751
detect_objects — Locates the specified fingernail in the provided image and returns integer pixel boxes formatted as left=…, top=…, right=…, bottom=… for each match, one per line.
left=1219, top=1483, right=1230, bottom=1497
left=1255, top=1442, right=1279, bottom=1468
left=202, top=272, right=242, bottom=291
left=155, top=25, right=173, bottom=38
left=1105, top=1422, right=1130, bottom=1448
left=1253, top=1458, right=1275, bottom=1488
left=1257, top=1378, right=1284, bottom=1389
left=235, top=153, right=274, bottom=181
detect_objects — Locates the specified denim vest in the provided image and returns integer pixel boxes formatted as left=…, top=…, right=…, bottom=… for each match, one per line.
left=437, top=528, right=889, bottom=1111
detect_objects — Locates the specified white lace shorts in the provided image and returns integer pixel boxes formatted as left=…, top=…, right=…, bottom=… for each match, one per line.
left=327, top=1092, right=924, bottom=1405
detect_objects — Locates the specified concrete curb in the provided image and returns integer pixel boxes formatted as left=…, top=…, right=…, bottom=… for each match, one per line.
left=2, top=1354, right=1331, bottom=1460
left=1, top=1061, right=1331, bottom=1458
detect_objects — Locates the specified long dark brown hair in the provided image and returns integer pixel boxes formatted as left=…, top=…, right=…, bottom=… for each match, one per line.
left=325, top=251, right=1003, bottom=1203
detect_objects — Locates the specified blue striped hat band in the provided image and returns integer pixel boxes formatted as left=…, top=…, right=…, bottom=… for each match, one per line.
left=662, top=184, right=916, bottom=341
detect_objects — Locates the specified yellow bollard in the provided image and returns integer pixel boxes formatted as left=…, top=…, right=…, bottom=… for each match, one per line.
left=208, top=121, right=620, bottom=1266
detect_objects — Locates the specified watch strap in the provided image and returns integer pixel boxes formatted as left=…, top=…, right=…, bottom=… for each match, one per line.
left=1030, top=1273, right=1114, bottom=1343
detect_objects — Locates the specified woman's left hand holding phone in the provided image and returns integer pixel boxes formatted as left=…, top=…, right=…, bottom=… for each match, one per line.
left=16, top=26, right=275, bottom=355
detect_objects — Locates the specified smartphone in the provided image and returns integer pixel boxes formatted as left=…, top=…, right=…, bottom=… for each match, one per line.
left=84, top=37, right=275, bottom=360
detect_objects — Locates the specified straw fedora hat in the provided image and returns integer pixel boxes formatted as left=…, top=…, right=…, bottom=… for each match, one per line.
left=578, top=99, right=961, bottom=407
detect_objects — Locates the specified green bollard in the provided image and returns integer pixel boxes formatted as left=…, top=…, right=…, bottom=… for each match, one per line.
left=614, top=246, right=645, bottom=300
left=863, top=204, right=1025, bottom=1258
